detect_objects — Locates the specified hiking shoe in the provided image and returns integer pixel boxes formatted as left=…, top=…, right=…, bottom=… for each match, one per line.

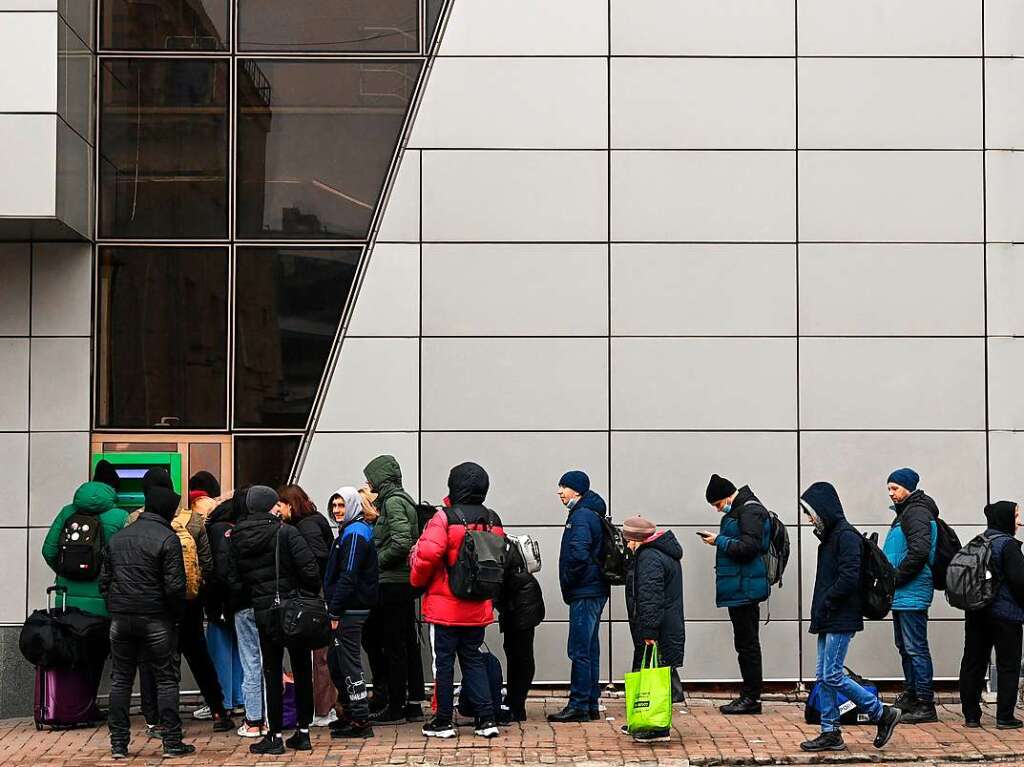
left=893, top=691, right=918, bottom=710
left=719, top=697, right=761, bottom=715
left=474, top=719, right=499, bottom=738
left=249, top=734, right=285, bottom=755
left=191, top=705, right=213, bottom=720
left=285, top=730, right=312, bottom=750
left=422, top=717, right=456, bottom=738
left=370, top=707, right=406, bottom=725
left=332, top=720, right=374, bottom=739
left=237, top=722, right=266, bottom=738
left=212, top=714, right=236, bottom=732
left=901, top=701, right=938, bottom=724
left=162, top=742, right=196, bottom=758
left=546, top=706, right=589, bottom=723
left=801, top=731, right=845, bottom=752
left=110, top=744, right=128, bottom=759
left=998, top=718, right=1024, bottom=730
left=312, top=709, right=338, bottom=727
left=633, top=729, right=671, bottom=743
left=874, top=705, right=902, bottom=749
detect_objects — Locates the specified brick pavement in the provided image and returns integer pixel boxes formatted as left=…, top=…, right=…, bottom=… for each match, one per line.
left=3, top=698, right=1024, bottom=767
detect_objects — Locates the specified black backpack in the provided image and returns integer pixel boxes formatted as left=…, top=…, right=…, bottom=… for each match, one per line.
left=56, top=511, right=105, bottom=581
left=598, top=515, right=629, bottom=586
left=946, top=532, right=1005, bottom=611
left=745, top=499, right=790, bottom=587
left=447, top=508, right=507, bottom=601
left=414, top=502, right=439, bottom=536
left=932, top=517, right=963, bottom=591
left=860, top=531, right=896, bottom=620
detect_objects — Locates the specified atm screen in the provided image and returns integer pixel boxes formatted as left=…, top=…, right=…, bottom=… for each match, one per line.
left=115, top=468, right=148, bottom=479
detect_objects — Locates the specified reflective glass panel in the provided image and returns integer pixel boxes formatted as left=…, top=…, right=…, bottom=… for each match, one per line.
left=101, top=0, right=229, bottom=50
left=99, top=59, right=229, bottom=239
left=234, top=436, right=301, bottom=490
left=427, top=0, right=444, bottom=48
left=237, top=60, right=420, bottom=239
left=234, top=247, right=360, bottom=429
left=96, top=246, right=228, bottom=429
left=238, top=0, right=418, bottom=52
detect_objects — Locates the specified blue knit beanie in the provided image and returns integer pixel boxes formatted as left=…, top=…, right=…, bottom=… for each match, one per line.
left=558, top=470, right=590, bottom=496
left=887, top=467, right=920, bottom=493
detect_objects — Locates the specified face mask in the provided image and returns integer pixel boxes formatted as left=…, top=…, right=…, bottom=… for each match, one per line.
left=721, top=504, right=732, bottom=515
left=567, top=497, right=578, bottom=510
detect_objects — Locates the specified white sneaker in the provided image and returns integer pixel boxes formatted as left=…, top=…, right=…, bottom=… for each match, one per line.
left=237, top=723, right=266, bottom=738
left=311, top=710, right=338, bottom=727
left=192, top=705, right=212, bottom=720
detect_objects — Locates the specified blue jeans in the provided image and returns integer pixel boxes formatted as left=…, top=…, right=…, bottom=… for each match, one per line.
left=234, top=608, right=264, bottom=724
left=815, top=633, right=883, bottom=733
left=893, top=610, right=933, bottom=703
left=207, top=620, right=244, bottom=710
left=567, top=596, right=606, bottom=711
left=429, top=624, right=492, bottom=721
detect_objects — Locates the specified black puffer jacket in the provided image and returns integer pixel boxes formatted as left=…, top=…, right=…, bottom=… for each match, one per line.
left=294, top=512, right=335, bottom=581
left=228, top=511, right=321, bottom=613
left=625, top=530, right=685, bottom=668
left=496, top=543, right=545, bottom=633
left=890, top=490, right=939, bottom=587
left=205, top=491, right=246, bottom=622
left=100, top=508, right=186, bottom=620
left=803, top=482, right=864, bottom=635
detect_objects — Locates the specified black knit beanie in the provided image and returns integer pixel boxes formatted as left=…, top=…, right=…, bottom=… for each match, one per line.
left=705, top=474, right=737, bottom=504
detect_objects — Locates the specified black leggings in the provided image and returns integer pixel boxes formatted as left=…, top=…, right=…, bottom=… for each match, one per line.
left=258, top=629, right=313, bottom=735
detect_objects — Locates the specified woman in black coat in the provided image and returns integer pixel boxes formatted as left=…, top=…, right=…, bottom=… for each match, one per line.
left=229, top=485, right=321, bottom=755
left=495, top=539, right=545, bottom=722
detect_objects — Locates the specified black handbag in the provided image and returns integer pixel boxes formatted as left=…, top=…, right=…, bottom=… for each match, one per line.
left=20, top=586, right=109, bottom=669
left=272, top=525, right=331, bottom=649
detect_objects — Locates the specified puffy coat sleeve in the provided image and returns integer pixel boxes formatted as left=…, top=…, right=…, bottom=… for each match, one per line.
left=825, top=528, right=862, bottom=606
left=161, top=534, right=187, bottom=620
left=635, top=551, right=666, bottom=641
left=561, top=510, right=597, bottom=590
left=286, top=526, right=323, bottom=593
left=377, top=497, right=415, bottom=571
left=42, top=506, right=72, bottom=571
left=717, top=504, right=766, bottom=563
left=410, top=510, right=448, bottom=589
left=99, top=544, right=113, bottom=600
left=894, top=506, right=932, bottom=586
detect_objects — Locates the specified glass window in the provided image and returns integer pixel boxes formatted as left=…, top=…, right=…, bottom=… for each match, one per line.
left=58, top=19, right=93, bottom=142
left=238, top=0, right=418, bottom=52
left=234, top=247, right=360, bottom=429
left=96, top=246, right=228, bottom=429
left=427, top=0, right=444, bottom=48
left=237, top=60, right=420, bottom=240
left=234, top=436, right=301, bottom=490
left=99, top=59, right=229, bottom=239
left=100, top=0, right=229, bottom=51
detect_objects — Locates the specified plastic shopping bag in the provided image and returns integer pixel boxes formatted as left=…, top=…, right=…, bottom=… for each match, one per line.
left=624, top=644, right=672, bottom=733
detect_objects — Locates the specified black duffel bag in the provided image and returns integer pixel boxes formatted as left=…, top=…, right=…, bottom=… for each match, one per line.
left=20, top=586, right=109, bottom=669
left=258, top=526, right=331, bottom=649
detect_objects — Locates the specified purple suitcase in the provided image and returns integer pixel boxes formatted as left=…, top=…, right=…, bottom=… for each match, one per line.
left=33, top=587, right=104, bottom=730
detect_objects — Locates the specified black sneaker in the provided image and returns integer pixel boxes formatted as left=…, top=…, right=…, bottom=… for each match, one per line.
left=901, top=701, right=938, bottom=724
left=329, top=716, right=351, bottom=733
left=422, top=716, right=457, bottom=738
left=998, top=718, right=1024, bottom=730
left=212, top=713, right=236, bottom=732
left=285, top=730, right=312, bottom=750
left=145, top=724, right=164, bottom=740
left=370, top=707, right=407, bottom=725
left=474, top=719, right=499, bottom=738
left=110, top=744, right=128, bottom=759
left=332, top=720, right=374, bottom=739
left=546, top=706, right=589, bottom=723
left=719, top=697, right=762, bottom=715
left=589, top=710, right=602, bottom=721
left=404, top=702, right=425, bottom=722
left=800, top=731, right=845, bottom=752
left=633, top=729, right=671, bottom=743
left=874, top=705, right=902, bottom=749
left=249, top=734, right=285, bottom=755
left=964, top=719, right=982, bottom=728
left=162, top=742, right=196, bottom=758
left=619, top=724, right=630, bottom=735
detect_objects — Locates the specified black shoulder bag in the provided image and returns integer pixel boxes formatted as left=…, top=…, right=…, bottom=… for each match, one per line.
left=273, top=525, right=331, bottom=649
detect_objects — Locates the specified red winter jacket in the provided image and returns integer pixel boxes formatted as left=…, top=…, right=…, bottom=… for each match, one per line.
left=410, top=504, right=505, bottom=627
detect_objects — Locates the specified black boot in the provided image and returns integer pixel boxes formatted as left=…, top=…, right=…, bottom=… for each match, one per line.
left=874, top=705, right=902, bottom=749
left=285, top=730, right=313, bottom=751
left=161, top=741, right=196, bottom=758
left=719, top=697, right=761, bottom=715
left=332, top=720, right=374, bottom=739
left=546, top=705, right=589, bottom=723
left=249, top=734, right=285, bottom=755
left=901, top=700, right=938, bottom=724
left=800, top=731, right=845, bottom=752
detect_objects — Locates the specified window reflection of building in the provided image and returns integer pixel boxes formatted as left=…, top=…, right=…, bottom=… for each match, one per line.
left=101, top=0, right=229, bottom=50
left=238, top=0, right=418, bottom=52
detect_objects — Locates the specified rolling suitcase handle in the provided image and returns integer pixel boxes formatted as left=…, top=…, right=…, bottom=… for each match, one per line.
left=46, top=586, right=67, bottom=615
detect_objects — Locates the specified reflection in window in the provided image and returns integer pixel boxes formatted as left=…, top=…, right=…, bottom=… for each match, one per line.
left=237, top=60, right=420, bottom=239
left=100, top=0, right=229, bottom=50
left=234, top=247, right=360, bottom=428
left=235, top=436, right=301, bottom=490
left=96, top=246, right=228, bottom=429
left=238, top=0, right=418, bottom=52
left=99, top=59, right=228, bottom=239
left=58, top=19, right=92, bottom=141
left=427, top=0, right=445, bottom=48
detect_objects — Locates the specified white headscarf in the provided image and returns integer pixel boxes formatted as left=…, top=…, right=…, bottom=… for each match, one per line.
left=337, top=486, right=364, bottom=527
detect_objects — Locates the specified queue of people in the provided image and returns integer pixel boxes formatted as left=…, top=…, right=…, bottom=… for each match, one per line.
left=36, top=456, right=1024, bottom=758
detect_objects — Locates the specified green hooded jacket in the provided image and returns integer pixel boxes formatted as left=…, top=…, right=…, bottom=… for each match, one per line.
left=364, top=455, right=417, bottom=586
left=42, top=482, right=129, bottom=617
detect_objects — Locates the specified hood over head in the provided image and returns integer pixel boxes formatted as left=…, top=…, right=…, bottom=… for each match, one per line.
left=145, top=485, right=180, bottom=522
left=800, top=481, right=846, bottom=531
left=142, top=468, right=174, bottom=494
left=640, top=529, right=682, bottom=561
left=209, top=487, right=248, bottom=526
left=92, top=460, right=121, bottom=492
left=986, top=500, right=1018, bottom=536
left=72, top=481, right=118, bottom=515
left=448, top=462, right=490, bottom=505
left=364, top=455, right=402, bottom=491
left=188, top=470, right=221, bottom=499
left=573, top=489, right=607, bottom=517
left=337, top=486, right=364, bottom=526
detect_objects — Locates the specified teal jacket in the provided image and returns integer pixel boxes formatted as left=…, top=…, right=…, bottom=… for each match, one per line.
left=714, top=487, right=771, bottom=608
left=882, top=492, right=939, bottom=612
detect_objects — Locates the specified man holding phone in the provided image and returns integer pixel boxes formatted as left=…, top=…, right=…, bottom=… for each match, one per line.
left=699, top=474, right=771, bottom=715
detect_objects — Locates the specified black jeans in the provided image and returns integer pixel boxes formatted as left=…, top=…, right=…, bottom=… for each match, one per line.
left=728, top=604, right=762, bottom=700
left=108, top=615, right=181, bottom=747
left=431, top=624, right=493, bottom=721
left=363, top=583, right=419, bottom=711
left=259, top=629, right=314, bottom=735
left=141, top=599, right=226, bottom=724
left=503, top=627, right=535, bottom=719
left=959, top=610, right=1023, bottom=723
left=328, top=612, right=370, bottom=722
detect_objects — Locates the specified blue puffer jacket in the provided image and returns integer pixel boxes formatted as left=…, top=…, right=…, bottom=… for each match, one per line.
left=882, top=495, right=938, bottom=612
left=714, top=486, right=770, bottom=608
left=558, top=490, right=610, bottom=604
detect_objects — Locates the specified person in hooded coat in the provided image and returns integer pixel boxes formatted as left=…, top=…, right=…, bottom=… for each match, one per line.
left=495, top=534, right=545, bottom=724
left=800, top=482, right=901, bottom=753
left=92, top=459, right=122, bottom=493
left=409, top=462, right=504, bottom=739
left=100, top=484, right=193, bottom=759
left=323, top=486, right=379, bottom=739
left=958, top=501, right=1024, bottom=729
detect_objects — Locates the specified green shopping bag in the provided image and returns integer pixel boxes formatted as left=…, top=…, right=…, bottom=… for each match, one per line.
left=624, top=643, right=673, bottom=733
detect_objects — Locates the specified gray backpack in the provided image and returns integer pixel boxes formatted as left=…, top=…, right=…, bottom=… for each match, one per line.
left=945, top=532, right=1006, bottom=611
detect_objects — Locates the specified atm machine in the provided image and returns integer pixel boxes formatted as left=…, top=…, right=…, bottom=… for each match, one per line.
left=89, top=452, right=183, bottom=511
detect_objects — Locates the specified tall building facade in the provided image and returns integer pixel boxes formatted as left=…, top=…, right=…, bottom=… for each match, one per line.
left=0, top=0, right=1021, bottom=716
